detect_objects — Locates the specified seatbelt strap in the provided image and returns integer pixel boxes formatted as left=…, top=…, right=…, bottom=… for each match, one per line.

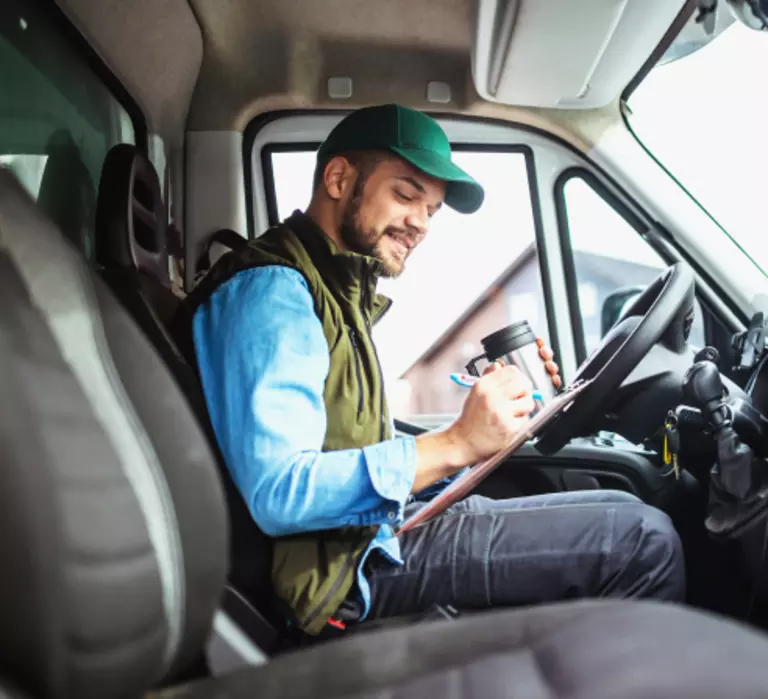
left=195, top=228, right=247, bottom=280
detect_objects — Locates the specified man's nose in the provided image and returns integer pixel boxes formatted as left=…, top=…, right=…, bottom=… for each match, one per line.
left=405, top=207, right=429, bottom=236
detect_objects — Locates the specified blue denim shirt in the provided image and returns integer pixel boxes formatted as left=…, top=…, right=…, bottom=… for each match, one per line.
left=193, top=265, right=455, bottom=621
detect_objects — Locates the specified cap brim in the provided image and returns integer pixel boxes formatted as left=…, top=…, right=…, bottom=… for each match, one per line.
left=390, top=146, right=485, bottom=214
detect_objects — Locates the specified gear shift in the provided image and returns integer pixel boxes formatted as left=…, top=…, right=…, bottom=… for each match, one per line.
left=683, top=352, right=768, bottom=538
left=682, top=359, right=730, bottom=430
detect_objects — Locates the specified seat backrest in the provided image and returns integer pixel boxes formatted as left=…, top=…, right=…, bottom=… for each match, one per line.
left=0, top=167, right=228, bottom=699
left=95, top=143, right=180, bottom=328
left=93, top=146, right=281, bottom=647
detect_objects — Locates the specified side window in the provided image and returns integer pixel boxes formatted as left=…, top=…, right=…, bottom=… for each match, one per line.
left=0, top=1, right=137, bottom=260
left=267, top=148, right=549, bottom=426
left=560, top=176, right=705, bottom=358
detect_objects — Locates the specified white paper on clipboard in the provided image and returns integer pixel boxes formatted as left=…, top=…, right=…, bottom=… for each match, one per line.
left=396, top=378, right=594, bottom=536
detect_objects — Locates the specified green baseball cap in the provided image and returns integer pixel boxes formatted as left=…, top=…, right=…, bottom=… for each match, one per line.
left=317, top=104, right=484, bottom=214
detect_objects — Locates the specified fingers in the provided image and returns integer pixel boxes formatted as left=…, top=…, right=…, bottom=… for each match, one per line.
left=545, top=360, right=559, bottom=376
left=536, top=339, right=562, bottom=389
left=491, top=364, right=530, bottom=388
left=544, top=359, right=562, bottom=389
left=509, top=393, right=535, bottom=417
left=482, top=353, right=561, bottom=395
left=487, top=367, right=535, bottom=403
left=482, top=360, right=503, bottom=376
left=481, top=363, right=517, bottom=384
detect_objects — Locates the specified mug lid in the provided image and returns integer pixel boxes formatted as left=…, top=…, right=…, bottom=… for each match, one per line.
left=481, top=321, right=536, bottom=358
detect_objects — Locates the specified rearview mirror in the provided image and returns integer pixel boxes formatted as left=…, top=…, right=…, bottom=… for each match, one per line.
left=601, top=286, right=644, bottom=337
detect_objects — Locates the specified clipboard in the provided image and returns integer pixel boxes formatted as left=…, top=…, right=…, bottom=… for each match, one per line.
left=396, top=378, right=594, bottom=535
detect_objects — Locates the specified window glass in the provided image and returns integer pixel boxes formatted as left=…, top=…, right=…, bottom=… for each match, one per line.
left=0, top=1, right=136, bottom=260
left=268, top=148, right=547, bottom=426
left=627, top=21, right=768, bottom=277
left=561, top=177, right=705, bottom=355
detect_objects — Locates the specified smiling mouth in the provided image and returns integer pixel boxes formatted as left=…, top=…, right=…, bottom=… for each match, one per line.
left=386, top=231, right=411, bottom=255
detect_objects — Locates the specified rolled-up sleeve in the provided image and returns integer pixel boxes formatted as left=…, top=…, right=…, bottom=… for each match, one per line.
left=192, top=265, right=416, bottom=537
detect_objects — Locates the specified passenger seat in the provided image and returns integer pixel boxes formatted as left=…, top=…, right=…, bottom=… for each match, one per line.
left=0, top=165, right=228, bottom=695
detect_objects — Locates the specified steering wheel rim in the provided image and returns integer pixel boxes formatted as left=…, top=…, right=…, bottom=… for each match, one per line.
left=536, top=262, right=696, bottom=455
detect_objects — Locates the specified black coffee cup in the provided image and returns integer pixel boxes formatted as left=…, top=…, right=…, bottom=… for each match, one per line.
left=465, top=321, right=556, bottom=402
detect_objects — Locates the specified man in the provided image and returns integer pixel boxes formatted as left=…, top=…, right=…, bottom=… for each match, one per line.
left=186, top=104, right=685, bottom=635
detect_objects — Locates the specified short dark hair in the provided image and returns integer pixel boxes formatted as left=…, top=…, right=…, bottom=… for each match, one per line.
left=311, top=149, right=391, bottom=194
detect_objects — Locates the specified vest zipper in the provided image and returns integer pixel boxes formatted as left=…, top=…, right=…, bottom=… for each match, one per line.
left=360, top=280, right=387, bottom=442
left=300, top=540, right=358, bottom=631
left=348, top=327, right=364, bottom=418
left=367, top=322, right=387, bottom=442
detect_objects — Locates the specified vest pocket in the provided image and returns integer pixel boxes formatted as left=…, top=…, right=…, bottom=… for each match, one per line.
left=348, top=327, right=364, bottom=418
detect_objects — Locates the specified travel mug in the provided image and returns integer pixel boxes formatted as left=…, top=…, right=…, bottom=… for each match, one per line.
left=465, top=321, right=557, bottom=402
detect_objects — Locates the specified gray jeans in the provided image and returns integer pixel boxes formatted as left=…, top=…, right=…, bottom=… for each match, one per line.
left=365, top=490, right=685, bottom=620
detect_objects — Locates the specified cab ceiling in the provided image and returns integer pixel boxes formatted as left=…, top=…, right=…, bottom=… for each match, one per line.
left=186, top=0, right=480, bottom=131
left=55, top=0, right=202, bottom=144
left=55, top=0, right=685, bottom=149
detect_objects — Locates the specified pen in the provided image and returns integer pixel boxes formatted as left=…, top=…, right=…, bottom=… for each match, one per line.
left=450, top=373, right=544, bottom=401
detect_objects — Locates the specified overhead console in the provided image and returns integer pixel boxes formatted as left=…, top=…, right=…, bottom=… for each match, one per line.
left=472, top=0, right=687, bottom=109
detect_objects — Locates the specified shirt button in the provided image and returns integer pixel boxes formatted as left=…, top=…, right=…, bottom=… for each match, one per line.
left=387, top=511, right=396, bottom=520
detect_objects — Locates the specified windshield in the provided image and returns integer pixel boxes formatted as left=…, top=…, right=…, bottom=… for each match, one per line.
left=627, top=21, right=768, bottom=275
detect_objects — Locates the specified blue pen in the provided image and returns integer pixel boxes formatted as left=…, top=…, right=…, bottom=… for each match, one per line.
left=450, top=373, right=544, bottom=401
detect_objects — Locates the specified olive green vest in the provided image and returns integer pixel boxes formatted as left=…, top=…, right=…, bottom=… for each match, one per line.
left=180, top=212, right=393, bottom=634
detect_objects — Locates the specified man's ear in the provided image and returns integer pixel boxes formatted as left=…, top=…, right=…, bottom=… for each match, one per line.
left=323, top=156, right=356, bottom=202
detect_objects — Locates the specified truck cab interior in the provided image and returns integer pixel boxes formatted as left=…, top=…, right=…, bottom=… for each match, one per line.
left=6, top=0, right=768, bottom=697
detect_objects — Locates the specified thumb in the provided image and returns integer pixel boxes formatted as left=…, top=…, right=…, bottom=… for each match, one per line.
left=482, top=360, right=503, bottom=376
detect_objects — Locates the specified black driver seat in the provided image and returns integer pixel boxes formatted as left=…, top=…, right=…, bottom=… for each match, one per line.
left=92, top=145, right=284, bottom=649
left=94, top=144, right=181, bottom=348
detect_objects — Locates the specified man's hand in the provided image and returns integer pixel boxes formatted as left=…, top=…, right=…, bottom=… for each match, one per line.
left=412, top=340, right=559, bottom=492
left=447, top=364, right=534, bottom=465
left=479, top=337, right=561, bottom=387
left=412, top=364, right=534, bottom=491
left=536, top=337, right=562, bottom=390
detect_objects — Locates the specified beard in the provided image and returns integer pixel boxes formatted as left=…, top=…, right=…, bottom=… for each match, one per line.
left=339, top=187, right=409, bottom=279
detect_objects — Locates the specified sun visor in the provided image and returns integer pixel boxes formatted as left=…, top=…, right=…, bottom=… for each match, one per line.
left=472, top=0, right=687, bottom=109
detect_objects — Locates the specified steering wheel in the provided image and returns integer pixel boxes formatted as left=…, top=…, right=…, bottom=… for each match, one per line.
left=536, top=262, right=696, bottom=455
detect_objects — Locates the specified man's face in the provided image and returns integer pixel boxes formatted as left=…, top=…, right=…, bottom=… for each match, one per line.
left=338, top=156, right=445, bottom=278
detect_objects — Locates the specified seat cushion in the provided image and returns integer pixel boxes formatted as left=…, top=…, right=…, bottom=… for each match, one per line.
left=155, top=600, right=768, bottom=699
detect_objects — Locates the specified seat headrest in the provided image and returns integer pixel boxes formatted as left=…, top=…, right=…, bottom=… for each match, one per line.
left=0, top=168, right=228, bottom=699
left=95, top=144, right=170, bottom=286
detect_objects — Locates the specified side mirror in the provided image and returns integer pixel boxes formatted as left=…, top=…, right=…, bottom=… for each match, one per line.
left=601, top=286, right=644, bottom=337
